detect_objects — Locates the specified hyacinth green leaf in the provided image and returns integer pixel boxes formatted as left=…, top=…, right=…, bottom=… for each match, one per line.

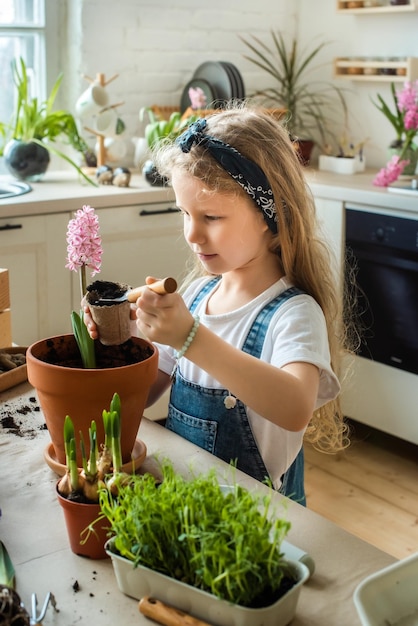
left=0, top=541, right=15, bottom=588
left=71, top=310, right=96, bottom=369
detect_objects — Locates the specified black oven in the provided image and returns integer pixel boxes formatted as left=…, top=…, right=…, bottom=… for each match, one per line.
left=345, top=206, right=418, bottom=375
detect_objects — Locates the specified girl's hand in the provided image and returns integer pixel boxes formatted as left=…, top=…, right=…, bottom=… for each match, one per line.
left=135, top=276, right=195, bottom=351
left=82, top=296, right=99, bottom=340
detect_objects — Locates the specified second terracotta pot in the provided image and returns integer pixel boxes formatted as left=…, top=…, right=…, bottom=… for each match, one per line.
left=57, top=485, right=109, bottom=559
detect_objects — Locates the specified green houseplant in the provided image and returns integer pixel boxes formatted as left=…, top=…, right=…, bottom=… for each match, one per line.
left=0, top=58, right=95, bottom=185
left=240, top=31, right=348, bottom=162
left=101, top=462, right=309, bottom=625
left=140, top=107, right=199, bottom=185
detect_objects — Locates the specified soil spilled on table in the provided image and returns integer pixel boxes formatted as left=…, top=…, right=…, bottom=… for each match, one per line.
left=0, top=395, right=46, bottom=438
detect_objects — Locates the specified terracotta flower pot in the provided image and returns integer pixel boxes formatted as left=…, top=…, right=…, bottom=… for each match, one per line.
left=57, top=485, right=109, bottom=559
left=27, top=334, right=158, bottom=466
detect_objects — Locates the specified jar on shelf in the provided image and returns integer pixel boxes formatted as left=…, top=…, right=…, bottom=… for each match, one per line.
left=363, top=57, right=380, bottom=75
left=379, top=57, right=398, bottom=75
left=396, top=57, right=408, bottom=76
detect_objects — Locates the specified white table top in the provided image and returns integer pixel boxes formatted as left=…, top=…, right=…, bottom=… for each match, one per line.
left=0, top=382, right=395, bottom=625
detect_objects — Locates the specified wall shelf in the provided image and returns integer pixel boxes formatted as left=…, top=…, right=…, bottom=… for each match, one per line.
left=334, top=57, right=418, bottom=81
left=337, top=1, right=417, bottom=13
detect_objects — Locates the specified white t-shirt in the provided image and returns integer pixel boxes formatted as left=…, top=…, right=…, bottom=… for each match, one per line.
left=156, top=275, right=340, bottom=488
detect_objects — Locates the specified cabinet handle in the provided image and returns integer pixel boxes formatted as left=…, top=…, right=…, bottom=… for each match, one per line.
left=0, top=223, right=23, bottom=231
left=139, top=207, right=180, bottom=216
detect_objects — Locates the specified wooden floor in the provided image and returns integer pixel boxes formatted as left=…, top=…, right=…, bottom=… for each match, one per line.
left=304, top=420, right=418, bottom=560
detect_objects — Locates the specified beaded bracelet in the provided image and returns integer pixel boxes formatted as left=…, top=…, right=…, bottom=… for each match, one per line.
left=175, top=315, right=200, bottom=360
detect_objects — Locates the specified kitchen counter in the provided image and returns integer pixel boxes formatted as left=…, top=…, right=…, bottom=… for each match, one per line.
left=0, top=382, right=396, bottom=625
left=1, top=167, right=418, bottom=219
left=0, top=170, right=176, bottom=218
left=306, top=168, right=418, bottom=215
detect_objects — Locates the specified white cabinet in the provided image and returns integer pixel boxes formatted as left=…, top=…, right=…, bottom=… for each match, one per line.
left=313, top=197, right=345, bottom=288
left=0, top=212, right=72, bottom=345
left=0, top=194, right=190, bottom=347
left=72, top=202, right=190, bottom=309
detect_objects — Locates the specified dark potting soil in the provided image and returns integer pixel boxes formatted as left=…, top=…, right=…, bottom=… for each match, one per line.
left=42, top=336, right=153, bottom=369
left=65, top=490, right=98, bottom=505
left=86, top=280, right=129, bottom=307
left=247, top=572, right=297, bottom=608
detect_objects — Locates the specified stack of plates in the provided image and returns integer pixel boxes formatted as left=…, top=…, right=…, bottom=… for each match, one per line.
left=180, top=61, right=245, bottom=113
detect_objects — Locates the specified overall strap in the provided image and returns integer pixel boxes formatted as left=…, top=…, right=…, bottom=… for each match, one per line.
left=242, top=287, right=303, bottom=358
left=189, top=277, right=221, bottom=314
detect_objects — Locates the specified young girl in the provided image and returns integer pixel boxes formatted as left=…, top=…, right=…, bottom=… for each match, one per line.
left=86, top=106, right=350, bottom=505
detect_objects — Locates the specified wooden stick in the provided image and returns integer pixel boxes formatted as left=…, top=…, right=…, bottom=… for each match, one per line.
left=138, top=597, right=213, bottom=626
left=126, top=277, right=177, bottom=302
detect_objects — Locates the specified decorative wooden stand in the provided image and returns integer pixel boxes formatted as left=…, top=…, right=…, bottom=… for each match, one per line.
left=81, top=72, right=124, bottom=167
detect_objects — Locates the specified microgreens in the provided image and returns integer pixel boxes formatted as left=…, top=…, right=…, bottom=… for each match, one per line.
left=100, top=462, right=292, bottom=607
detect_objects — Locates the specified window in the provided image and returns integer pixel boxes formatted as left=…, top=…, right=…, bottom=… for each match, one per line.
left=0, top=0, right=46, bottom=128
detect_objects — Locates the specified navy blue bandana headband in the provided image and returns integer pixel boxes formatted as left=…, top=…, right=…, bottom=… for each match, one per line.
left=176, top=118, right=278, bottom=234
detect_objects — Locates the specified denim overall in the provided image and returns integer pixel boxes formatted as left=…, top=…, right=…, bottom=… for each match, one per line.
left=166, top=277, right=306, bottom=505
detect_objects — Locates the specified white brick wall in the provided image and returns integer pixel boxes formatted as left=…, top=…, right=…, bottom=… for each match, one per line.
left=60, top=0, right=418, bottom=168
left=66, top=0, right=291, bottom=143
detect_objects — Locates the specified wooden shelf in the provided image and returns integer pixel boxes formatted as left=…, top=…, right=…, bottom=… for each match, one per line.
left=334, top=57, right=418, bottom=81
left=337, top=1, right=417, bottom=12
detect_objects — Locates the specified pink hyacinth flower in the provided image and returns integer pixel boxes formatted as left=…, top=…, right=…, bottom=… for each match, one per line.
left=373, top=155, right=410, bottom=187
left=66, top=204, right=103, bottom=275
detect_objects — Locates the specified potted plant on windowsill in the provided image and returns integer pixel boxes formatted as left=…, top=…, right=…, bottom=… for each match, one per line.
left=0, top=58, right=95, bottom=185
left=101, top=462, right=310, bottom=626
left=240, top=31, right=348, bottom=165
left=26, top=204, right=159, bottom=469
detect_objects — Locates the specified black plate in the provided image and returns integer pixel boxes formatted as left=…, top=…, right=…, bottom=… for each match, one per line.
left=219, top=62, right=239, bottom=99
left=222, top=61, right=245, bottom=99
left=193, top=61, right=234, bottom=105
left=180, top=78, right=218, bottom=113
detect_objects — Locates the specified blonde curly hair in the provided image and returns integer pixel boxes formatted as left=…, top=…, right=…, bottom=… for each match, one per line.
left=155, top=103, right=355, bottom=453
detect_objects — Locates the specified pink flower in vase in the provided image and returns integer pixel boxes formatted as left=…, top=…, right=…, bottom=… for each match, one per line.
left=189, top=87, right=207, bottom=111
left=373, top=80, right=418, bottom=185
left=373, top=155, right=410, bottom=187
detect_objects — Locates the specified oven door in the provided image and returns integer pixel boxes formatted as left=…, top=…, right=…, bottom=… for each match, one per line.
left=346, top=208, right=418, bottom=375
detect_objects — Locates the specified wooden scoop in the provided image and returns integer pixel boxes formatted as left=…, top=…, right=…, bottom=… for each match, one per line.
left=98, top=277, right=177, bottom=304
left=138, top=596, right=213, bottom=626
